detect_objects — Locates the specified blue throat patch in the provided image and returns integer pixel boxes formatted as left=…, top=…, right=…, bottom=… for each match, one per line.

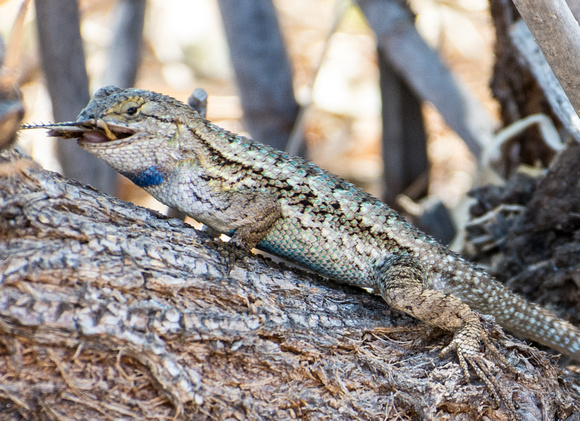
left=126, top=166, right=166, bottom=187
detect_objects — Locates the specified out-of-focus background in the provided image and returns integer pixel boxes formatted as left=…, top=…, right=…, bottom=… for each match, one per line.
left=0, top=0, right=552, bottom=246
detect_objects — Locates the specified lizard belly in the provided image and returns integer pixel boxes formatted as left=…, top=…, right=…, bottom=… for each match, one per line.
left=257, top=216, right=381, bottom=288
left=145, top=175, right=248, bottom=234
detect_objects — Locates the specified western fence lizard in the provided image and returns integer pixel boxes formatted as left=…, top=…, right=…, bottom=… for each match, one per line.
left=23, top=86, right=580, bottom=417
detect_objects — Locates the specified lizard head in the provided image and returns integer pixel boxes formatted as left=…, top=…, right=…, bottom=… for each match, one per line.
left=23, top=86, right=198, bottom=187
left=73, top=85, right=189, bottom=149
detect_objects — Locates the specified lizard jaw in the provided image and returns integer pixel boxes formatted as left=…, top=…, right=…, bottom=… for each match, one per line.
left=67, top=120, right=135, bottom=145
left=76, top=127, right=134, bottom=146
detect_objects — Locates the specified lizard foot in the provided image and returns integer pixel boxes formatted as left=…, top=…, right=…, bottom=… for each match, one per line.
left=213, top=239, right=250, bottom=274
left=440, top=324, right=519, bottom=420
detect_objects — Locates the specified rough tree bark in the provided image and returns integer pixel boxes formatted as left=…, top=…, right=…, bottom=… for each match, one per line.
left=490, top=0, right=580, bottom=172
left=0, top=149, right=579, bottom=420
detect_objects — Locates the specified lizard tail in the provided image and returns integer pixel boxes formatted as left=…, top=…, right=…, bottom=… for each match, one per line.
left=469, top=276, right=580, bottom=361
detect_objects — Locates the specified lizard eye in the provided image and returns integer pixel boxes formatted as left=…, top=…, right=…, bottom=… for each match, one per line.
left=121, top=102, right=141, bottom=119
left=125, top=107, right=138, bottom=116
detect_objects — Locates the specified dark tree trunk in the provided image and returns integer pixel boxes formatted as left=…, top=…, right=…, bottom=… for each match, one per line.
left=35, top=0, right=118, bottom=195
left=217, top=0, right=299, bottom=152
left=101, top=0, right=146, bottom=89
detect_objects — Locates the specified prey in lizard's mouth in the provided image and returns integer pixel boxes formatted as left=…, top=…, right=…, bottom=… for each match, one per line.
left=21, top=120, right=135, bottom=144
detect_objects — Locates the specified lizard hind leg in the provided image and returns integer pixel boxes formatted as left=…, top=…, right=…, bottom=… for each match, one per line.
left=375, top=255, right=518, bottom=419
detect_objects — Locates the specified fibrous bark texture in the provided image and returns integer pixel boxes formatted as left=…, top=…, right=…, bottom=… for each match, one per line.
left=0, top=149, right=578, bottom=420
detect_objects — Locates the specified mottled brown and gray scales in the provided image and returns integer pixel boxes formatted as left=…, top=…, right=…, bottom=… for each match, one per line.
left=22, top=86, right=580, bottom=419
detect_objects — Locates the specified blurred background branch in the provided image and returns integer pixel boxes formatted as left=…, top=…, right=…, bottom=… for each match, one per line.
left=35, top=0, right=117, bottom=194
left=2, top=0, right=578, bottom=242
left=218, top=0, right=299, bottom=153
left=512, top=0, right=580, bottom=117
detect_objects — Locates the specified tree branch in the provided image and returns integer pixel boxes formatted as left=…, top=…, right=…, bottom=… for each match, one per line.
left=356, top=0, right=499, bottom=157
left=34, top=0, right=118, bottom=195
left=0, top=149, right=578, bottom=419
left=512, top=0, right=580, bottom=118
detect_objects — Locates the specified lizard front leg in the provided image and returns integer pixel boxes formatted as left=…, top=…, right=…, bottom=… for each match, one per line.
left=147, top=165, right=282, bottom=267
left=375, top=255, right=518, bottom=417
left=164, top=162, right=282, bottom=250
left=225, top=191, right=282, bottom=252
left=200, top=189, right=282, bottom=270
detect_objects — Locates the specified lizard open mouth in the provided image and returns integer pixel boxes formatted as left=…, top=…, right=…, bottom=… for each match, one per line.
left=21, top=120, right=135, bottom=143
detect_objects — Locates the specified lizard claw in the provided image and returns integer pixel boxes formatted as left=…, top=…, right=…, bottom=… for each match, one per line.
left=440, top=325, right=519, bottom=420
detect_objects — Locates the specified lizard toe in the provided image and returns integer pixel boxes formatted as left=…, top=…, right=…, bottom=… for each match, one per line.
left=440, top=325, right=520, bottom=420
left=214, top=239, right=251, bottom=274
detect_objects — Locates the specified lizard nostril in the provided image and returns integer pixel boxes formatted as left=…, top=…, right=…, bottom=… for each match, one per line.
left=78, top=112, right=95, bottom=122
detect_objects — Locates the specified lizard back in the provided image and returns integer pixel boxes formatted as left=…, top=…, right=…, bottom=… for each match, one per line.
left=152, top=115, right=448, bottom=291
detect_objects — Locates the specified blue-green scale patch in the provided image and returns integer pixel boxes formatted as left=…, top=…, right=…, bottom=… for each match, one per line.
left=258, top=238, right=362, bottom=283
